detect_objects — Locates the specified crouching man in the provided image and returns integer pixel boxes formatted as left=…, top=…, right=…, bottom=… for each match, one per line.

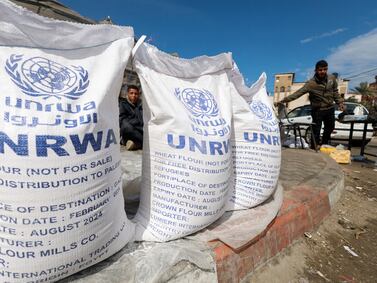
left=119, top=85, right=143, bottom=150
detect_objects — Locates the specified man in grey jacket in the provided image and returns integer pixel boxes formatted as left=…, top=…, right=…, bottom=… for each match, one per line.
left=275, top=60, right=344, bottom=147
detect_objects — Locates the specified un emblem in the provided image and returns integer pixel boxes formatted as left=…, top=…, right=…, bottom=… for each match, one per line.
left=250, top=101, right=273, bottom=120
left=174, top=88, right=219, bottom=118
left=5, top=54, right=89, bottom=100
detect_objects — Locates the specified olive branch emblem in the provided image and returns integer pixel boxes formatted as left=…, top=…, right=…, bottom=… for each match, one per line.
left=250, top=100, right=273, bottom=120
left=5, top=54, right=89, bottom=100
left=174, top=88, right=219, bottom=118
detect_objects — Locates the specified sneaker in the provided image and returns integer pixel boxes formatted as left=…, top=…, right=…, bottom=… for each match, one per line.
left=125, top=140, right=136, bottom=150
left=125, top=140, right=142, bottom=151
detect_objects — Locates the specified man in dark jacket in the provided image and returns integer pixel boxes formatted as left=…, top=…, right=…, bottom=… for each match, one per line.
left=275, top=60, right=344, bottom=147
left=119, top=85, right=143, bottom=150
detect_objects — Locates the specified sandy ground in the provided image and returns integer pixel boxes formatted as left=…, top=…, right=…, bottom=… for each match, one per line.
left=245, top=138, right=377, bottom=283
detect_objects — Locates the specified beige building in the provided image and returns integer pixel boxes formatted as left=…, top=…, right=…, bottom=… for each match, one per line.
left=273, top=72, right=350, bottom=110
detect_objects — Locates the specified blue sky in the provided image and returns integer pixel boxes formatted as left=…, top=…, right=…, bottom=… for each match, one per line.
left=61, top=0, right=377, bottom=93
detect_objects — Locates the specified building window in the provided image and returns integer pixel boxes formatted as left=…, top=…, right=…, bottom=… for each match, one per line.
left=280, top=86, right=285, bottom=92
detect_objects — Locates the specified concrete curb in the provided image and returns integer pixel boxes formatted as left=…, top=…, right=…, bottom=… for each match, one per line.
left=209, top=150, right=344, bottom=283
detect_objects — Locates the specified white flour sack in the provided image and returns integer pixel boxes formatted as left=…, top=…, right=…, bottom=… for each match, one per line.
left=0, top=1, right=135, bottom=282
left=226, top=69, right=281, bottom=211
left=133, top=43, right=233, bottom=241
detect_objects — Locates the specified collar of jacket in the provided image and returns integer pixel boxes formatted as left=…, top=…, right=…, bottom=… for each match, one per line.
left=125, top=97, right=141, bottom=107
left=313, top=75, right=329, bottom=84
left=314, top=74, right=328, bottom=84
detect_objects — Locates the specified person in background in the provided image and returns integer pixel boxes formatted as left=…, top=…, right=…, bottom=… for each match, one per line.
left=119, top=85, right=143, bottom=150
left=275, top=60, right=344, bottom=148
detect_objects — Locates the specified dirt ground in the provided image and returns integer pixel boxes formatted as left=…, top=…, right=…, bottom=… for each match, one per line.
left=246, top=140, right=377, bottom=283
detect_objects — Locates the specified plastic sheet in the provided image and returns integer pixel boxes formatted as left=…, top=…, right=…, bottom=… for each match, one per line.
left=189, top=183, right=283, bottom=249
left=61, top=239, right=217, bottom=283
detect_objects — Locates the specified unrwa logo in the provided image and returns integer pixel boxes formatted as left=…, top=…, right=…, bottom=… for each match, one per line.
left=5, top=54, right=89, bottom=100
left=250, top=100, right=273, bottom=120
left=174, top=88, right=219, bottom=118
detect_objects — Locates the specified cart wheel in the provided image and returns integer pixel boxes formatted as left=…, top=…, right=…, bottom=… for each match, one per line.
left=305, top=127, right=312, bottom=144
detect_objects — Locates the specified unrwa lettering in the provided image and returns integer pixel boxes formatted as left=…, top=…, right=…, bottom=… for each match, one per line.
left=167, top=134, right=230, bottom=155
left=243, top=132, right=280, bottom=146
left=5, top=97, right=96, bottom=113
left=4, top=112, right=97, bottom=129
left=0, top=129, right=117, bottom=157
left=191, top=124, right=230, bottom=137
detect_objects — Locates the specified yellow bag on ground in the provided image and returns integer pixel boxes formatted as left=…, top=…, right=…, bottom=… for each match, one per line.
left=329, top=149, right=351, bottom=164
left=320, top=146, right=336, bottom=155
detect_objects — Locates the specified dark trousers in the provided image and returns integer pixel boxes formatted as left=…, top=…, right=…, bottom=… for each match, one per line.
left=120, top=121, right=143, bottom=146
left=311, top=107, right=335, bottom=146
